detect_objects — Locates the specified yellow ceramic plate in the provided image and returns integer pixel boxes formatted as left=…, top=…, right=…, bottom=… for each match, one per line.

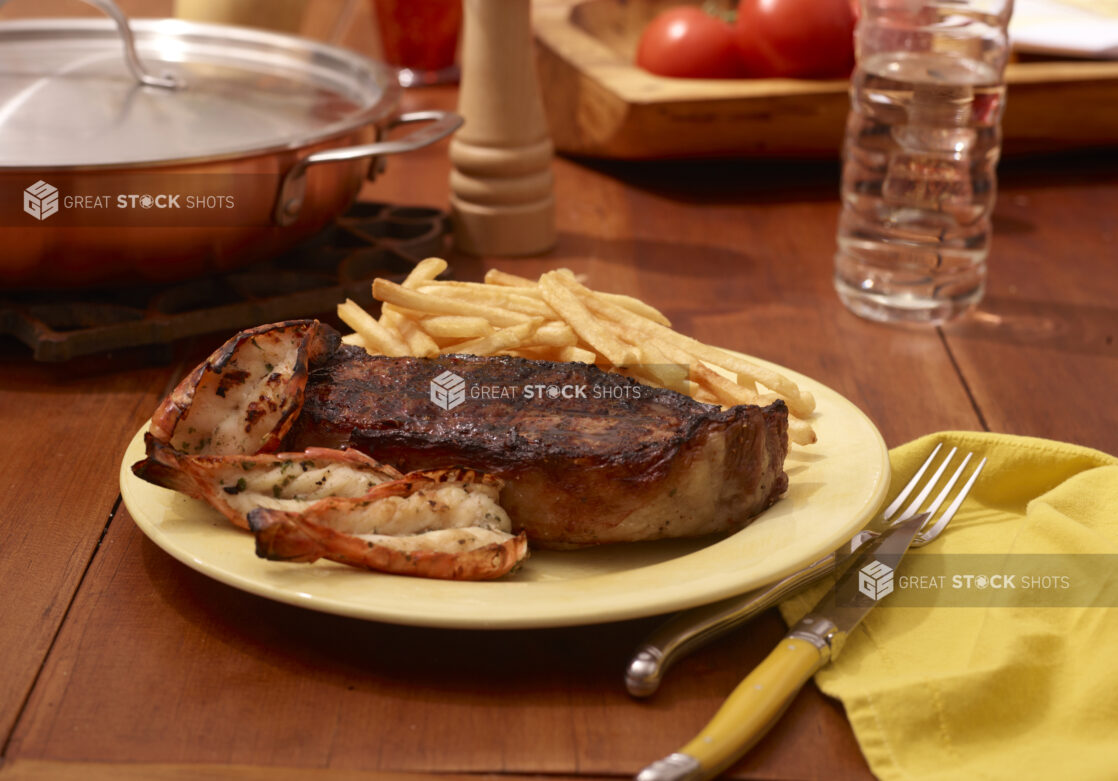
left=120, top=355, right=889, bottom=629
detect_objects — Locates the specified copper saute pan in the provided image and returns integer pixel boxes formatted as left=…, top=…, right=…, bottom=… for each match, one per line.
left=0, top=0, right=462, bottom=288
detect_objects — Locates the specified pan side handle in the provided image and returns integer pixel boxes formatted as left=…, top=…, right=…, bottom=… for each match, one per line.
left=272, top=110, right=464, bottom=227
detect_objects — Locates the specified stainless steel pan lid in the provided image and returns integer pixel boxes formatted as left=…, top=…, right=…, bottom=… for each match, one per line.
left=0, top=16, right=401, bottom=169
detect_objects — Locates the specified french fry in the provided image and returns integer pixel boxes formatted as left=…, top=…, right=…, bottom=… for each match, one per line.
left=559, top=345, right=598, bottom=364
left=597, top=292, right=672, bottom=327
left=540, top=272, right=641, bottom=367
left=628, top=341, right=692, bottom=395
left=527, top=320, right=578, bottom=347
left=649, top=338, right=812, bottom=440
left=379, top=306, right=407, bottom=334
left=415, top=284, right=555, bottom=317
left=379, top=305, right=404, bottom=328
left=626, top=366, right=696, bottom=398
left=439, top=319, right=542, bottom=356
left=647, top=339, right=759, bottom=407
left=434, top=275, right=669, bottom=326
left=549, top=268, right=671, bottom=327
left=484, top=268, right=536, bottom=288
left=704, top=350, right=814, bottom=417
left=575, top=285, right=815, bottom=418
left=380, top=303, right=430, bottom=323
left=396, top=316, right=439, bottom=357
left=788, top=418, right=817, bottom=446
left=699, top=360, right=743, bottom=385
left=691, top=362, right=759, bottom=407
left=337, top=299, right=409, bottom=356
left=373, top=278, right=532, bottom=327
left=693, top=387, right=720, bottom=405
left=648, top=339, right=760, bottom=406
left=374, top=306, right=438, bottom=356
left=402, top=257, right=448, bottom=288
left=421, top=316, right=496, bottom=340
left=340, top=263, right=818, bottom=446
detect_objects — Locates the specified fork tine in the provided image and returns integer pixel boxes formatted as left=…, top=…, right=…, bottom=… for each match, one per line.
left=918, top=455, right=987, bottom=543
left=882, top=442, right=942, bottom=519
left=922, top=452, right=973, bottom=521
left=895, top=446, right=958, bottom=522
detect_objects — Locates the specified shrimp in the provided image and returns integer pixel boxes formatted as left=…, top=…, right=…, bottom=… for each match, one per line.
left=248, top=468, right=527, bottom=580
left=150, top=319, right=339, bottom=456
left=136, top=319, right=528, bottom=579
left=133, top=434, right=404, bottom=530
left=134, top=437, right=527, bottom=579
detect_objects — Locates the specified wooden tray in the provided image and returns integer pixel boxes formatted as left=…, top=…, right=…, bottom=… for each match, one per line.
left=534, top=0, right=1118, bottom=159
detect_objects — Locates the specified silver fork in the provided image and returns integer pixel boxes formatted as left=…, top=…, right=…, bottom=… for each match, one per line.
left=625, top=443, right=987, bottom=698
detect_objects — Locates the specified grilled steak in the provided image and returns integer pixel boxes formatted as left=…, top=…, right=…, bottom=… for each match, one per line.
left=286, top=346, right=789, bottom=548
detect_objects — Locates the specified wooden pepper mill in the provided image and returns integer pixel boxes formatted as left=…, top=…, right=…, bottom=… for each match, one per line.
left=450, top=0, right=557, bottom=256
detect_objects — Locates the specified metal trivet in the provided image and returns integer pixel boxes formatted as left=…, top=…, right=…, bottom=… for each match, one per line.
left=0, top=202, right=450, bottom=361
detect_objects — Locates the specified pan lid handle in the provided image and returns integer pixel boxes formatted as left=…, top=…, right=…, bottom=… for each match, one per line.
left=273, top=110, right=464, bottom=227
left=0, top=0, right=182, bottom=90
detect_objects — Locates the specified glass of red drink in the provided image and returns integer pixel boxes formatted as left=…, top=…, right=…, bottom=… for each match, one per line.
left=370, top=0, right=462, bottom=87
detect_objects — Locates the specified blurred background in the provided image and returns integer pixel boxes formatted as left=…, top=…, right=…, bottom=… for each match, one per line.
left=0, top=0, right=381, bottom=50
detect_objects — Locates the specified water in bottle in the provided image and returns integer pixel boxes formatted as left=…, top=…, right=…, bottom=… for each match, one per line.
left=834, top=3, right=1012, bottom=325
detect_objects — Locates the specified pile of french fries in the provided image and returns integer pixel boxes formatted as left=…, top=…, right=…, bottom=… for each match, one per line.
left=338, top=259, right=816, bottom=445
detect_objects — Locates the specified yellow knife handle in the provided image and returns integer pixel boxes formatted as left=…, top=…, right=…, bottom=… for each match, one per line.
left=679, top=636, right=824, bottom=779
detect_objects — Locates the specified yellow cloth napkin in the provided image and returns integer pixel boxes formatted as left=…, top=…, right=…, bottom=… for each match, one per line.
left=779, top=431, right=1118, bottom=781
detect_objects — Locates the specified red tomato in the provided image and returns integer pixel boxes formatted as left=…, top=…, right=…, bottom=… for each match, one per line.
left=636, top=7, right=747, bottom=79
left=733, top=0, right=856, bottom=79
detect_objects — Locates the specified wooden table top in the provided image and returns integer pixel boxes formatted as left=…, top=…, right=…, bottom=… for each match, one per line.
left=2, top=4, right=1118, bottom=781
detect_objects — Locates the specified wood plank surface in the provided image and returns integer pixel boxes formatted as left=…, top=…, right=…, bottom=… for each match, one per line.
left=943, top=154, right=1118, bottom=454
left=2, top=3, right=1116, bottom=779
left=0, top=759, right=590, bottom=781
left=0, top=350, right=179, bottom=746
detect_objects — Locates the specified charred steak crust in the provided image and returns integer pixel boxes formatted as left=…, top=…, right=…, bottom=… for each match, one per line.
left=286, top=347, right=790, bottom=548
left=293, top=347, right=767, bottom=474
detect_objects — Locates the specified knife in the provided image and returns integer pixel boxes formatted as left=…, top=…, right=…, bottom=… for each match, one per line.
left=625, top=513, right=910, bottom=698
left=635, top=513, right=926, bottom=781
